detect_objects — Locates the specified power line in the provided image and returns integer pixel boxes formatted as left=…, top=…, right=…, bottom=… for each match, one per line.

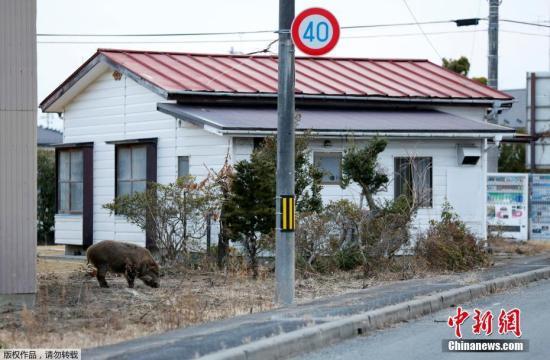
left=37, top=29, right=486, bottom=45
left=500, top=19, right=550, bottom=28
left=36, top=18, right=480, bottom=38
left=401, top=0, right=442, bottom=58
left=246, top=39, right=278, bottom=55
left=500, top=29, right=550, bottom=38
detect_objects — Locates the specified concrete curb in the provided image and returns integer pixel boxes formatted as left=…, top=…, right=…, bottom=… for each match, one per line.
left=199, top=266, right=550, bottom=360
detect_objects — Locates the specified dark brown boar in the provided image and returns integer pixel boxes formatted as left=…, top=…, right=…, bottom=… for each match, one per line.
left=86, top=240, right=160, bottom=288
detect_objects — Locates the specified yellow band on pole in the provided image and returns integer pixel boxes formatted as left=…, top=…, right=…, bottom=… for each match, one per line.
left=282, top=196, right=287, bottom=230
left=281, top=195, right=295, bottom=232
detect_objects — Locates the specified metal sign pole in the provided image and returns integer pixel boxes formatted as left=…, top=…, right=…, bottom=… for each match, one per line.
left=275, top=0, right=295, bottom=305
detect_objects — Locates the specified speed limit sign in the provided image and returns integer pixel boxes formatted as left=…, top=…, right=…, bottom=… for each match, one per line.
left=291, top=7, right=340, bottom=56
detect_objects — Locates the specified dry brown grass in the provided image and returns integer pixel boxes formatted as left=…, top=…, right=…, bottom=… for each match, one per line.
left=36, top=245, right=65, bottom=257
left=0, top=257, right=378, bottom=350
left=488, top=237, right=550, bottom=256
left=3, top=241, right=520, bottom=350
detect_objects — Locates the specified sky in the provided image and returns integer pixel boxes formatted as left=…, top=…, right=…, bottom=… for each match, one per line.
left=37, top=0, right=550, bottom=129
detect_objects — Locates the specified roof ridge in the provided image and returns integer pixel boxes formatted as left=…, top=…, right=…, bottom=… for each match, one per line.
left=96, top=48, right=429, bottom=62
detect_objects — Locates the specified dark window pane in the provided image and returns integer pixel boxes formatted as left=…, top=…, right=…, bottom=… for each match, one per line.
left=59, top=182, right=70, bottom=212
left=414, top=158, right=432, bottom=207
left=132, top=180, right=146, bottom=194
left=132, top=146, right=147, bottom=180
left=70, top=182, right=83, bottom=211
left=59, top=151, right=70, bottom=181
left=394, top=157, right=432, bottom=207
left=117, top=181, right=132, bottom=197
left=70, top=150, right=83, bottom=181
left=117, top=147, right=131, bottom=180
left=178, top=156, right=189, bottom=177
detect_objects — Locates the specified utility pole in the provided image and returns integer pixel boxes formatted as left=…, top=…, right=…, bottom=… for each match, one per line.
left=275, top=0, right=296, bottom=305
left=488, top=0, right=500, bottom=89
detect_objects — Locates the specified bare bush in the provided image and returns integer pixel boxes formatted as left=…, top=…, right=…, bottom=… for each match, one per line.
left=415, top=201, right=490, bottom=271
left=358, top=197, right=417, bottom=275
left=103, top=176, right=214, bottom=264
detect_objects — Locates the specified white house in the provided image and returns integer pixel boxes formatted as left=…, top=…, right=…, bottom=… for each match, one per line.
left=39, top=49, right=515, bottom=254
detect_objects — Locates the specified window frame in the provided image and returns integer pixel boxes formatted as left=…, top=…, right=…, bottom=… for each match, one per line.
left=57, top=148, right=84, bottom=214
left=115, top=144, right=148, bottom=198
left=178, top=155, right=190, bottom=178
left=394, top=156, right=433, bottom=208
left=314, top=151, right=343, bottom=185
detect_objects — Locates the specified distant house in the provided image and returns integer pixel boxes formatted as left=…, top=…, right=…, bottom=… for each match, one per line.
left=40, top=49, right=515, bottom=254
left=500, top=88, right=526, bottom=129
left=37, top=126, right=62, bottom=148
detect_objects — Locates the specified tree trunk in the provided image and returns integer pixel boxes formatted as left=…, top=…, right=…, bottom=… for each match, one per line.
left=217, top=220, right=229, bottom=269
left=248, top=236, right=258, bottom=279
left=364, top=191, right=378, bottom=212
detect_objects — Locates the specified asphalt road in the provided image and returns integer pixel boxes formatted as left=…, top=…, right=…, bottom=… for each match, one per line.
left=294, top=278, right=550, bottom=360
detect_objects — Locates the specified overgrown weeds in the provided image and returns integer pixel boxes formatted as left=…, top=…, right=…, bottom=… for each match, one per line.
left=415, top=201, right=490, bottom=271
left=488, top=235, right=550, bottom=256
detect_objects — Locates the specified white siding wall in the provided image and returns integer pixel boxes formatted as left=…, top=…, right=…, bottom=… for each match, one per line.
left=174, top=120, right=232, bottom=245
left=176, top=121, right=231, bottom=178
left=233, top=137, right=486, bottom=238
left=58, top=71, right=232, bottom=247
left=54, top=214, right=83, bottom=245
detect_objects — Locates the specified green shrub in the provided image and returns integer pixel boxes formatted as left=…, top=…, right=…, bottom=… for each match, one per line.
left=334, top=246, right=363, bottom=271
left=37, top=149, right=55, bottom=245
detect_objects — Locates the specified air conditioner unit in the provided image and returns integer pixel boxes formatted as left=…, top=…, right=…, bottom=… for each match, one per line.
left=457, top=145, right=481, bottom=165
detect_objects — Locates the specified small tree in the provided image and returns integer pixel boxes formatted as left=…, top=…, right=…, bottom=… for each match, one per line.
left=340, top=138, right=420, bottom=275
left=103, top=176, right=212, bottom=264
left=472, top=76, right=488, bottom=85
left=341, top=138, right=389, bottom=211
left=204, top=155, right=234, bottom=269
left=37, top=149, right=56, bottom=245
left=498, top=143, right=526, bottom=172
left=253, top=132, right=323, bottom=213
left=224, top=151, right=275, bottom=278
left=442, top=56, right=471, bottom=76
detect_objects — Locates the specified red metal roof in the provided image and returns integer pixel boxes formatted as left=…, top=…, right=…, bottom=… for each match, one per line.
left=40, top=49, right=513, bottom=111
left=100, top=49, right=511, bottom=99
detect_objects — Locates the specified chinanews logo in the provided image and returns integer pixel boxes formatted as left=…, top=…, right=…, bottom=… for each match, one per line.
left=442, top=307, right=529, bottom=353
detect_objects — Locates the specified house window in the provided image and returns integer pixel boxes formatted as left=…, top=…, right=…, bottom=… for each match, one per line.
left=253, top=137, right=266, bottom=150
left=314, top=152, right=342, bottom=185
left=116, top=145, right=147, bottom=196
left=178, top=156, right=190, bottom=177
left=394, top=157, right=433, bottom=207
left=58, top=149, right=83, bottom=213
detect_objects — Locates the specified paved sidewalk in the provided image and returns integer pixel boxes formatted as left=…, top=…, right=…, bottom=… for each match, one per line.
left=84, top=254, right=550, bottom=360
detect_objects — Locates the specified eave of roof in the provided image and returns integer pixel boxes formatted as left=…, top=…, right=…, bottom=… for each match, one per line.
left=157, top=103, right=515, bottom=138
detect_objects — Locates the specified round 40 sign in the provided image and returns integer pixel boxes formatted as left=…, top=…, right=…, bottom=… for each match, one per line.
left=291, top=7, right=340, bottom=56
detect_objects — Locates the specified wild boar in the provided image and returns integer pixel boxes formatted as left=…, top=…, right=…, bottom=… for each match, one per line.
left=86, top=240, right=160, bottom=288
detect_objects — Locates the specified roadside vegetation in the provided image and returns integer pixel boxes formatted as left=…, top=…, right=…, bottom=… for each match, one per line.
left=10, top=136, right=546, bottom=349
left=104, top=135, right=494, bottom=279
